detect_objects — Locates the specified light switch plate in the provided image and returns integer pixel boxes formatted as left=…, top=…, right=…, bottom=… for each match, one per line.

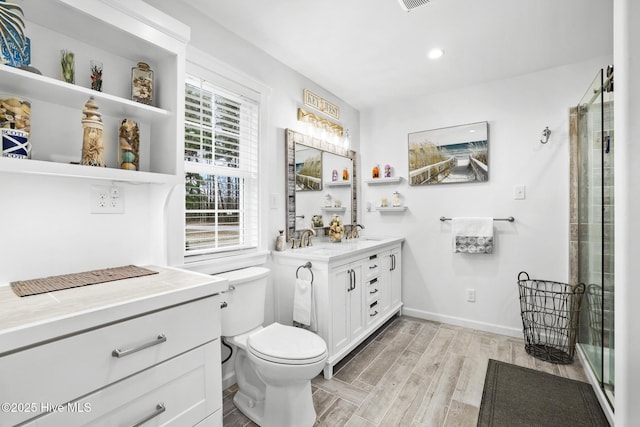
left=514, top=185, right=526, bottom=200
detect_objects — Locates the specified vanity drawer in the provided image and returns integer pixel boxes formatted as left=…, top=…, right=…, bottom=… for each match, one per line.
left=367, top=299, right=380, bottom=324
left=365, top=254, right=381, bottom=279
left=1, top=296, right=219, bottom=426
left=25, top=340, right=222, bottom=426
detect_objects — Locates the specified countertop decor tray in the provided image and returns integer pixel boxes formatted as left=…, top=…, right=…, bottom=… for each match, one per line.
left=10, top=265, right=159, bottom=297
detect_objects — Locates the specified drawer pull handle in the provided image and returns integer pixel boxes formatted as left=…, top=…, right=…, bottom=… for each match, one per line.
left=370, top=301, right=378, bottom=308
left=369, top=264, right=378, bottom=269
left=131, top=403, right=166, bottom=427
left=369, top=289, right=378, bottom=295
left=370, top=310, right=379, bottom=317
left=369, top=278, right=378, bottom=284
left=112, top=334, right=167, bottom=358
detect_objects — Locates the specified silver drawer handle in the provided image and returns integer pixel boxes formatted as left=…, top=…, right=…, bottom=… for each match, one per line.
left=112, top=334, right=167, bottom=358
left=131, top=403, right=166, bottom=427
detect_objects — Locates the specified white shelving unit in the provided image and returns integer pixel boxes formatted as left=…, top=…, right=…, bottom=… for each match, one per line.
left=321, top=206, right=347, bottom=213
left=375, top=206, right=407, bottom=212
left=0, top=0, right=188, bottom=185
left=325, top=180, right=351, bottom=187
left=365, top=177, right=403, bottom=185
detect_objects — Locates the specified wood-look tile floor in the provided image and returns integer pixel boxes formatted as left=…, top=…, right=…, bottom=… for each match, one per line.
left=222, top=315, right=589, bottom=427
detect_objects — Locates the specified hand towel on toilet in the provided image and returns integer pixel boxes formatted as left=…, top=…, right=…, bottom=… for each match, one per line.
left=452, top=217, right=494, bottom=254
left=293, top=278, right=317, bottom=330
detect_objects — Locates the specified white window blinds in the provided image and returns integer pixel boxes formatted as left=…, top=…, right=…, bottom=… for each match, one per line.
left=184, top=76, right=259, bottom=256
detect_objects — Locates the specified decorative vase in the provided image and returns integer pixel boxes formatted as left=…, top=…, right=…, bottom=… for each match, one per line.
left=275, top=230, right=286, bottom=252
left=60, top=50, right=75, bottom=84
left=329, top=214, right=343, bottom=243
left=81, top=96, right=105, bottom=167
left=90, top=60, right=103, bottom=91
left=131, top=61, right=153, bottom=105
left=343, top=167, right=349, bottom=181
left=118, top=118, right=140, bottom=170
left=0, top=1, right=31, bottom=68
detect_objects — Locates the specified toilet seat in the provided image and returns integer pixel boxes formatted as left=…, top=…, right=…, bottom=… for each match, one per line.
left=248, top=323, right=327, bottom=365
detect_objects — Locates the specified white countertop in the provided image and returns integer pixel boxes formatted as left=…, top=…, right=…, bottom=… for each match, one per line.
left=0, top=266, right=228, bottom=355
left=271, top=236, right=404, bottom=262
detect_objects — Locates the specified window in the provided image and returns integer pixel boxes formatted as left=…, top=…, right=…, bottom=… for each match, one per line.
left=184, top=75, right=259, bottom=257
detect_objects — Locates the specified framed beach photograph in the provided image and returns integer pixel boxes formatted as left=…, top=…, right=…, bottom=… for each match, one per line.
left=295, top=144, right=323, bottom=191
left=408, top=121, right=489, bottom=185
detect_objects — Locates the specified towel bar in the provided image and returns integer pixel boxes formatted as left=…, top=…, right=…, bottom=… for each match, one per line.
left=440, top=216, right=515, bottom=222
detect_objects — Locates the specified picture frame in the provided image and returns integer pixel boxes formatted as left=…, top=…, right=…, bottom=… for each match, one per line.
left=408, top=121, right=489, bottom=185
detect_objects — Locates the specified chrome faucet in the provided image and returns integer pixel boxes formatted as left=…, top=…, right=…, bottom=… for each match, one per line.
left=348, top=224, right=365, bottom=239
left=299, top=229, right=316, bottom=247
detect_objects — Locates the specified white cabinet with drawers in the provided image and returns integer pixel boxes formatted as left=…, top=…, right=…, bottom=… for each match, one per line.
left=0, top=266, right=227, bottom=427
left=273, top=238, right=403, bottom=379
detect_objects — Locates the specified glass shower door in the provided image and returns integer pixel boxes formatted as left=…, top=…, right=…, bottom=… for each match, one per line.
left=577, top=68, right=614, bottom=406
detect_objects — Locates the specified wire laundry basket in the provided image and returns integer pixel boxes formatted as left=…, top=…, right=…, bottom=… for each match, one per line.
left=517, top=271, right=586, bottom=364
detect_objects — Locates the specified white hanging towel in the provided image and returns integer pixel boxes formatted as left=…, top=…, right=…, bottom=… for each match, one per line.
left=293, top=278, right=317, bottom=330
left=452, top=217, right=494, bottom=254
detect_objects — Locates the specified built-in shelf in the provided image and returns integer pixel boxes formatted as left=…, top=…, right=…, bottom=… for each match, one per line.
left=321, top=206, right=347, bottom=213
left=0, top=157, right=178, bottom=184
left=325, top=180, right=351, bottom=187
left=375, top=206, right=407, bottom=212
left=0, top=65, right=171, bottom=123
left=365, top=177, right=403, bottom=185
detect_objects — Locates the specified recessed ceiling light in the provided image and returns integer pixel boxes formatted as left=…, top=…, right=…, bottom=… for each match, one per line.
left=428, top=48, right=444, bottom=60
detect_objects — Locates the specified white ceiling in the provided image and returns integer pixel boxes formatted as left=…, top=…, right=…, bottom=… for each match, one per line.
left=185, top=0, right=612, bottom=110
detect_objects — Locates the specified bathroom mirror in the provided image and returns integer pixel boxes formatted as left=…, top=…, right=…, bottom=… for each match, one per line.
left=295, top=145, right=323, bottom=191
left=286, top=128, right=357, bottom=239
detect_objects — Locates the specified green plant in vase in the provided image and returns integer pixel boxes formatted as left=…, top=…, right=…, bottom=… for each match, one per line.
left=60, top=50, right=74, bottom=84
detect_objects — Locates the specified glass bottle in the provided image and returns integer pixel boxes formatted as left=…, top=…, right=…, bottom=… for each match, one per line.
left=372, top=164, right=379, bottom=178
left=131, top=62, right=153, bottom=105
left=275, top=230, right=286, bottom=251
left=343, top=167, right=349, bottom=181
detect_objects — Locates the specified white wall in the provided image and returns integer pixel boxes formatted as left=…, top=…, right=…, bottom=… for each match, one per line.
left=360, top=56, right=611, bottom=336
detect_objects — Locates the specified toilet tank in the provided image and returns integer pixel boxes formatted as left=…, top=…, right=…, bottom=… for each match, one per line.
left=218, top=267, right=270, bottom=336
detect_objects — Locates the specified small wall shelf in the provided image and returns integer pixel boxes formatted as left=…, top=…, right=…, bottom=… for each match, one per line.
left=375, top=206, right=407, bottom=212
left=325, top=180, right=351, bottom=187
left=321, top=206, right=347, bottom=213
left=365, top=177, right=403, bottom=185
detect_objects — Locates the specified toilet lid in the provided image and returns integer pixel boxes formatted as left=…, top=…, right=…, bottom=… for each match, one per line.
left=248, top=323, right=327, bottom=365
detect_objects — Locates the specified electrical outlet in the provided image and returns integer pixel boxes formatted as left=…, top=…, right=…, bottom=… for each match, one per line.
left=466, top=288, right=476, bottom=302
left=91, top=185, right=124, bottom=214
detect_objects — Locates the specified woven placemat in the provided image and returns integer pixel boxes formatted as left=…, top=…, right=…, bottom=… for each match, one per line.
left=10, top=265, right=159, bottom=297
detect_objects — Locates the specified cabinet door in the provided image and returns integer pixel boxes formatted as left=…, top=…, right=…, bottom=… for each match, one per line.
left=390, top=246, right=403, bottom=308
left=348, top=261, right=365, bottom=340
left=330, top=264, right=352, bottom=355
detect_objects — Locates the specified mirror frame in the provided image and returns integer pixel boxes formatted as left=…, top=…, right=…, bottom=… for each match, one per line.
left=286, top=128, right=357, bottom=239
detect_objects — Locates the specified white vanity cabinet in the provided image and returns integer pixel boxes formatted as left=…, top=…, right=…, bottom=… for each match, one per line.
left=0, top=266, right=227, bottom=427
left=272, top=238, right=403, bottom=379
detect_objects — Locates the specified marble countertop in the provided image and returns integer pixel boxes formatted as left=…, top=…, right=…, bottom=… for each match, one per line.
left=271, top=235, right=404, bottom=262
left=0, top=265, right=228, bottom=355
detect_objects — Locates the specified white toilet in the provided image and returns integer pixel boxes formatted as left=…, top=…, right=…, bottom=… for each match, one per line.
left=219, top=267, right=328, bottom=427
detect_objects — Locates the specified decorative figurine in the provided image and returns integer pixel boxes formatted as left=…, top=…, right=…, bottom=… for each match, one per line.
left=332, top=169, right=338, bottom=181
left=81, top=96, right=105, bottom=167
left=119, top=118, right=140, bottom=170
left=385, top=164, right=391, bottom=178
left=131, top=61, right=153, bottom=105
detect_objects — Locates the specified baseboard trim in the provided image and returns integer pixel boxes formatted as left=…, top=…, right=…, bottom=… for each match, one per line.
left=402, top=307, right=522, bottom=339
left=576, top=344, right=615, bottom=426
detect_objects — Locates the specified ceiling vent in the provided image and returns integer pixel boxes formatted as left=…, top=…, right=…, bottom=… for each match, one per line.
left=397, top=0, right=430, bottom=12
